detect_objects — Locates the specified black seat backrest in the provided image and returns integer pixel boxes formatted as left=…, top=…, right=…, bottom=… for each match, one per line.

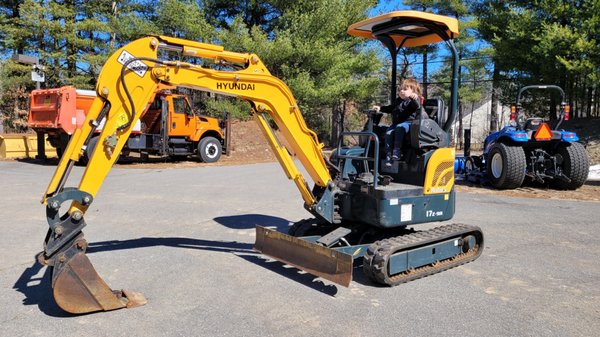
left=523, top=117, right=544, bottom=131
left=410, top=106, right=450, bottom=151
left=423, top=98, right=446, bottom=126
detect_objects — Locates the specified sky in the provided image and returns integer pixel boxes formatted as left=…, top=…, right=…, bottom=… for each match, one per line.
left=367, top=2, right=447, bottom=82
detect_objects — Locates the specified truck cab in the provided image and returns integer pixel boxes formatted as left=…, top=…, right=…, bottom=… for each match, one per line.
left=128, top=89, right=227, bottom=162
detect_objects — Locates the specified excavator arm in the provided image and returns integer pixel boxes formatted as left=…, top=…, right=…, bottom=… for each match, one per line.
left=40, top=35, right=336, bottom=314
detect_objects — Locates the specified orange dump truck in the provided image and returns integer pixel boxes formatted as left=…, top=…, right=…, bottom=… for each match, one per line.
left=28, top=86, right=228, bottom=162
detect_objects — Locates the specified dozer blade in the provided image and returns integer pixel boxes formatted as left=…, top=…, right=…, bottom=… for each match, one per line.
left=49, top=238, right=147, bottom=314
left=254, top=226, right=353, bottom=287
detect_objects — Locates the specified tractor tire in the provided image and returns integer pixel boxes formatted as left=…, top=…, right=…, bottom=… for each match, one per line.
left=486, top=142, right=526, bottom=189
left=197, top=136, right=222, bottom=163
left=552, top=142, right=589, bottom=190
left=463, top=157, right=476, bottom=174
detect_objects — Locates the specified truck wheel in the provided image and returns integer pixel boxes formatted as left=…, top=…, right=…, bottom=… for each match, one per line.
left=55, top=134, right=70, bottom=159
left=81, top=136, right=121, bottom=165
left=553, top=142, right=589, bottom=190
left=56, top=143, right=67, bottom=159
left=486, top=142, right=526, bottom=189
left=79, top=136, right=99, bottom=165
left=198, top=136, right=222, bottom=163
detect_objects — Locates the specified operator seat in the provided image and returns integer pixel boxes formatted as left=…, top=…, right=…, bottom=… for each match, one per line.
left=409, top=99, right=450, bottom=151
left=424, top=98, right=447, bottom=126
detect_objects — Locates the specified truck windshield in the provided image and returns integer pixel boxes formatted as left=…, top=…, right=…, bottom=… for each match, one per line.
left=172, top=97, right=191, bottom=115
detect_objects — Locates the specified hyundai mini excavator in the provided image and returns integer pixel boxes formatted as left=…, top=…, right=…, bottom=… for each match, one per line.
left=38, top=11, right=483, bottom=314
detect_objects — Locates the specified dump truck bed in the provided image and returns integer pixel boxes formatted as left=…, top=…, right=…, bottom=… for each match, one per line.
left=28, top=86, right=95, bottom=135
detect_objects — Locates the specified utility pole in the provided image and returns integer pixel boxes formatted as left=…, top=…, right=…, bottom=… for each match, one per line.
left=11, top=54, right=46, bottom=158
left=111, top=2, right=118, bottom=49
left=11, top=54, right=44, bottom=90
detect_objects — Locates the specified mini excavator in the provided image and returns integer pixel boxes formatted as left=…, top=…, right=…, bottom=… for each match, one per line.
left=38, top=11, right=483, bottom=314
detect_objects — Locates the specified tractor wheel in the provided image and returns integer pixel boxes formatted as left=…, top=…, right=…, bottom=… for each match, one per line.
left=553, top=142, right=589, bottom=190
left=197, top=136, right=222, bottom=163
left=464, top=157, right=476, bottom=174
left=486, top=142, right=526, bottom=189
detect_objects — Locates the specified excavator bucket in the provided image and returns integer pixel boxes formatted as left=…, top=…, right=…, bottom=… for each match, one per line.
left=253, top=226, right=353, bottom=287
left=47, top=238, right=146, bottom=314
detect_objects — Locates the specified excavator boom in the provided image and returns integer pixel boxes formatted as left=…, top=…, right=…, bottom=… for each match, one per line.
left=41, top=35, right=335, bottom=314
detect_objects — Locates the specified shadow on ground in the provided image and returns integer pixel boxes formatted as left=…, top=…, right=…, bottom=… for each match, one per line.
left=213, top=213, right=291, bottom=231
left=13, top=258, right=70, bottom=317
left=15, top=231, right=346, bottom=316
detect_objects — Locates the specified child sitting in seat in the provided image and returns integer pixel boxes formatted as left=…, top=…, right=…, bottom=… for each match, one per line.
left=373, top=78, right=422, bottom=166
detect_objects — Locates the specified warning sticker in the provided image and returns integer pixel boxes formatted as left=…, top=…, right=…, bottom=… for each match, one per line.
left=400, top=204, right=412, bottom=222
left=117, top=50, right=148, bottom=78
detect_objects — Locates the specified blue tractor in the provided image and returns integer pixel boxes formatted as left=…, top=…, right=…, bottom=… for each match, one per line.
left=459, top=85, right=589, bottom=189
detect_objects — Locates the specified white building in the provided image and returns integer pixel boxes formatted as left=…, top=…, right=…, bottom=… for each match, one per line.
left=449, top=97, right=510, bottom=146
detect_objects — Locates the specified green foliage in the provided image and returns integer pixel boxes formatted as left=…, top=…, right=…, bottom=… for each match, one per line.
left=472, top=0, right=600, bottom=118
left=0, top=60, right=31, bottom=132
left=203, top=96, right=253, bottom=120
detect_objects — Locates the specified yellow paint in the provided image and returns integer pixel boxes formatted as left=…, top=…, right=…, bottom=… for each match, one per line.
left=0, top=134, right=58, bottom=159
left=424, top=147, right=455, bottom=195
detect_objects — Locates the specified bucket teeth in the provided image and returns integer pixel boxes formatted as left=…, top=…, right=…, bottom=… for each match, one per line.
left=49, top=237, right=145, bottom=314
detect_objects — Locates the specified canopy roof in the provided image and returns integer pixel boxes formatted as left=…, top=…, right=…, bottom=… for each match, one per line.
left=347, top=11, right=459, bottom=48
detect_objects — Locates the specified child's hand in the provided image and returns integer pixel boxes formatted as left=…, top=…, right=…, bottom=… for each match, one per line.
left=409, top=93, right=419, bottom=100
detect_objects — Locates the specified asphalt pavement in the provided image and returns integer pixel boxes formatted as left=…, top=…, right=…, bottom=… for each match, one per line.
left=1, top=160, right=599, bottom=337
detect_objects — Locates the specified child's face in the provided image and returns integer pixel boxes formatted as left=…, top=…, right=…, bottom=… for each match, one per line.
left=399, top=85, right=414, bottom=99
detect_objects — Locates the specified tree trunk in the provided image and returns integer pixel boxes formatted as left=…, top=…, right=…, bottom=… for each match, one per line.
left=457, top=103, right=463, bottom=150
left=66, top=0, right=77, bottom=80
left=490, top=65, right=499, bottom=132
left=585, top=86, right=594, bottom=118
left=330, top=101, right=342, bottom=147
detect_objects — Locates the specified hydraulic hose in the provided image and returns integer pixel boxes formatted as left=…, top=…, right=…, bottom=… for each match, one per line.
left=118, top=57, right=168, bottom=131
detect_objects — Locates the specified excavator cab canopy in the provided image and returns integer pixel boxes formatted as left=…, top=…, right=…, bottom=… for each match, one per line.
left=348, top=11, right=460, bottom=132
left=347, top=11, right=459, bottom=48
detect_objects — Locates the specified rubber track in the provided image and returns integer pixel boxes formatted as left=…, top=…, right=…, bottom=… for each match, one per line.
left=362, top=223, right=484, bottom=286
